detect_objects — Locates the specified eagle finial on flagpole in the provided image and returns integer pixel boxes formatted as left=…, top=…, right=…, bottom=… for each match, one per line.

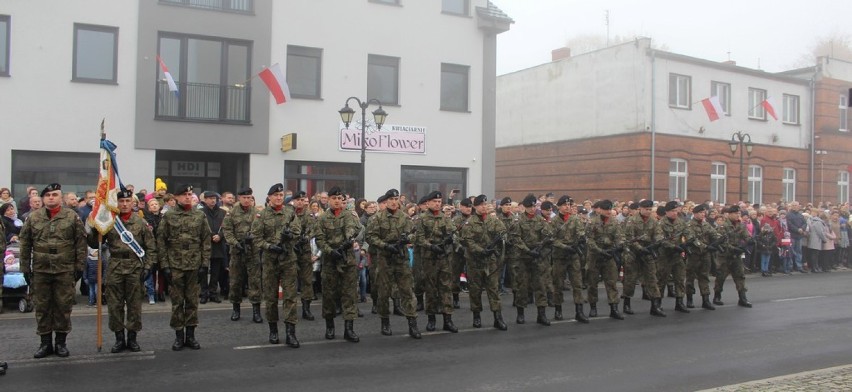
left=100, top=118, right=106, bottom=141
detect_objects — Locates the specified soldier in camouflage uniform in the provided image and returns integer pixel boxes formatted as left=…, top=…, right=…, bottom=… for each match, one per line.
left=683, top=204, right=723, bottom=310
left=585, top=199, right=625, bottom=320
left=623, top=199, right=666, bottom=317
left=414, top=190, right=458, bottom=333
left=713, top=205, right=753, bottom=308
left=314, top=186, right=362, bottom=342
left=551, top=196, right=590, bottom=323
left=223, top=187, right=263, bottom=323
left=252, top=183, right=302, bottom=348
left=19, top=183, right=87, bottom=358
left=411, top=196, right=429, bottom=312
left=450, top=198, right=472, bottom=309
left=157, top=184, right=212, bottom=351
left=459, top=195, right=508, bottom=330
left=291, top=191, right=317, bottom=321
left=496, top=197, right=516, bottom=298
left=366, top=189, right=421, bottom=339
left=657, top=201, right=690, bottom=313
left=511, top=194, right=554, bottom=326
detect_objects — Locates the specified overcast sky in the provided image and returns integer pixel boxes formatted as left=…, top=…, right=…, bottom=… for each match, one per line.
left=494, top=0, right=851, bottom=75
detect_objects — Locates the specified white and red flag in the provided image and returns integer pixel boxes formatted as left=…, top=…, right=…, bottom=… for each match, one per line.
left=258, top=63, right=291, bottom=104
left=701, top=96, right=725, bottom=122
left=761, top=98, right=778, bottom=121
left=156, top=54, right=179, bottom=97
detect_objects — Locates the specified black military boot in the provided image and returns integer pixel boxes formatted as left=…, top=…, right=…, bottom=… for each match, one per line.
left=516, top=306, right=525, bottom=324
left=667, top=284, right=676, bottom=298
left=713, top=292, right=724, bottom=306
left=184, top=326, right=201, bottom=349
left=110, top=330, right=126, bottom=353
left=393, top=298, right=404, bottom=316
left=252, top=303, right=263, bottom=323
left=426, top=314, right=437, bottom=331
left=172, top=329, right=185, bottom=351
left=622, top=297, right=634, bottom=315
left=686, top=294, right=695, bottom=308
left=738, top=291, right=753, bottom=308
left=285, top=323, right=300, bottom=348
left=650, top=299, right=667, bottom=317
left=54, top=332, right=70, bottom=357
left=536, top=306, right=551, bottom=326
left=380, top=318, right=392, bottom=336
left=416, top=294, right=424, bottom=312
left=302, top=300, right=315, bottom=321
left=199, top=293, right=208, bottom=305
left=33, top=334, right=53, bottom=358
left=268, top=323, right=280, bottom=344
left=609, top=304, right=624, bottom=320
left=701, top=295, right=716, bottom=310
left=574, top=304, right=589, bottom=324
left=0, top=361, right=6, bottom=376
left=324, top=318, right=335, bottom=340
left=493, top=311, right=508, bottom=331
left=588, top=303, right=598, bottom=318
left=343, top=320, right=360, bottom=342
left=442, top=314, right=458, bottom=333
left=407, top=317, right=422, bottom=339
left=231, top=303, right=241, bottom=321
left=452, top=293, right=460, bottom=309
left=554, top=305, right=563, bottom=321
left=127, top=330, right=141, bottom=352
left=472, top=312, right=482, bottom=328
left=675, top=297, right=690, bottom=313
left=209, top=293, right=221, bottom=303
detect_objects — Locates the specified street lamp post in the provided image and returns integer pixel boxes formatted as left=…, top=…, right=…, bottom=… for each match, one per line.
left=816, top=150, right=828, bottom=204
left=729, top=131, right=754, bottom=203
left=338, top=97, right=388, bottom=198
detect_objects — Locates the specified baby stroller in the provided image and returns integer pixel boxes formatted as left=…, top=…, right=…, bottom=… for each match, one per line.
left=2, top=242, right=34, bottom=313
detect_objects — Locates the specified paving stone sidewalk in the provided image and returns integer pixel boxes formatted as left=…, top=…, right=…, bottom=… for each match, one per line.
left=697, top=364, right=852, bottom=391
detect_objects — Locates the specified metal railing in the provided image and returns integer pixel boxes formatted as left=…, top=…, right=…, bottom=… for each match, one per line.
left=156, top=81, right=251, bottom=123
left=159, top=0, right=253, bottom=13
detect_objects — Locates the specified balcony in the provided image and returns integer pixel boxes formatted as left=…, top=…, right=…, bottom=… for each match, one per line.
left=155, top=81, right=251, bottom=124
left=159, top=0, right=253, bottom=14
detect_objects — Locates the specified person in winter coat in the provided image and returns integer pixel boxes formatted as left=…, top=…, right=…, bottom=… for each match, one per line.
left=756, top=224, right=777, bottom=276
left=806, top=209, right=829, bottom=272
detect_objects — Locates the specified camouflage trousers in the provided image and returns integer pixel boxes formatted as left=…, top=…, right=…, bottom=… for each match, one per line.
left=376, top=255, right=416, bottom=318
left=714, top=256, right=747, bottom=295
left=685, top=252, right=713, bottom=296
left=263, top=255, right=299, bottom=324
left=33, top=271, right=75, bottom=335
left=106, top=270, right=144, bottom=332
left=553, top=255, right=585, bottom=305
left=586, top=257, right=620, bottom=305
left=451, top=252, right=466, bottom=295
left=412, top=250, right=424, bottom=297
left=228, top=249, right=262, bottom=305
left=623, top=255, right=661, bottom=299
left=512, top=257, right=549, bottom=308
left=423, top=254, right=454, bottom=315
left=296, top=252, right=314, bottom=302
left=369, top=251, right=379, bottom=303
left=168, top=268, right=200, bottom=330
left=656, top=251, right=686, bottom=298
left=468, top=256, right=501, bottom=313
left=321, top=259, right=359, bottom=321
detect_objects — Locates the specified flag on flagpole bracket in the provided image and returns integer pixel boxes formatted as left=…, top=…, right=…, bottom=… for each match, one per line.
left=89, top=138, right=122, bottom=235
left=157, top=55, right=179, bottom=97
left=701, top=96, right=725, bottom=122
left=762, top=98, right=778, bottom=121
left=259, top=63, right=291, bottom=105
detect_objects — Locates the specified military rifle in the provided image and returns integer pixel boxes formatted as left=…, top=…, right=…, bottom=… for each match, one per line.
left=293, top=234, right=309, bottom=256
left=600, top=244, right=625, bottom=268
left=483, top=232, right=507, bottom=256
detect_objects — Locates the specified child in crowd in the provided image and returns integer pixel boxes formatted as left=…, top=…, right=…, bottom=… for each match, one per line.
left=779, top=233, right=793, bottom=275
left=756, top=224, right=777, bottom=277
left=83, top=249, right=105, bottom=306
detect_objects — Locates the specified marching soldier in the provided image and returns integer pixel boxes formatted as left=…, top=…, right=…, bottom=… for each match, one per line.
left=366, top=188, right=422, bottom=339
left=291, top=190, right=317, bottom=321
left=459, top=195, right=508, bottom=330
left=223, top=187, right=263, bottom=323
left=511, top=194, right=553, bottom=326
left=314, top=186, right=362, bottom=342
left=657, top=201, right=690, bottom=313
left=19, top=183, right=87, bottom=358
left=585, top=199, right=624, bottom=320
left=450, top=198, right=472, bottom=309
left=623, top=199, right=666, bottom=317
left=414, top=191, right=458, bottom=333
left=411, top=196, right=429, bottom=312
left=496, top=197, right=516, bottom=297
left=551, top=195, right=590, bottom=323
left=252, top=183, right=302, bottom=348
left=88, top=188, right=157, bottom=353
left=157, top=184, right=212, bottom=351
left=367, top=193, right=386, bottom=314
left=683, top=204, right=723, bottom=310
left=713, top=205, right=753, bottom=308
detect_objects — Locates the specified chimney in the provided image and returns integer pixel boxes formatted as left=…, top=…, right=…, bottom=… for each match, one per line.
left=552, top=47, right=571, bottom=61
left=722, top=60, right=736, bottom=66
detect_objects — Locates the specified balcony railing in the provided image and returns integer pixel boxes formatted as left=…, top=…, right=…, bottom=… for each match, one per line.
left=159, top=0, right=253, bottom=14
left=156, top=81, right=251, bottom=124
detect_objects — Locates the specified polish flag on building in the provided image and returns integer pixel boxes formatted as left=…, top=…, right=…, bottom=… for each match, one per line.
left=156, top=55, right=179, bottom=97
left=258, top=63, right=291, bottom=105
left=701, top=96, right=725, bottom=122
left=762, top=98, right=778, bottom=121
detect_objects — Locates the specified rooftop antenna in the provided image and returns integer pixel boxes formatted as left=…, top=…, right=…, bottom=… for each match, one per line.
left=605, top=10, right=610, bottom=47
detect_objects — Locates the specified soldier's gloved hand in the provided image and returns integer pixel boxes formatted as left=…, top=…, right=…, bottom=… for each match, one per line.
left=281, top=231, right=295, bottom=241
left=430, top=244, right=445, bottom=254
left=234, top=242, right=245, bottom=252
left=162, top=268, right=172, bottom=283
left=267, top=245, right=285, bottom=254
left=542, top=238, right=554, bottom=246
left=330, top=249, right=344, bottom=260
left=482, top=248, right=495, bottom=257
left=443, top=236, right=454, bottom=246
left=342, top=241, right=354, bottom=251
left=384, top=243, right=399, bottom=253
left=140, top=269, right=150, bottom=283
left=243, top=235, right=253, bottom=245
left=198, top=266, right=209, bottom=275
left=527, top=249, right=541, bottom=258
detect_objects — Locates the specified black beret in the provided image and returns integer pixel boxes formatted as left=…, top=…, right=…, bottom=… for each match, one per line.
left=237, top=187, right=253, bottom=196
left=639, top=199, right=654, bottom=208
left=176, top=184, right=194, bottom=195
left=328, top=186, right=344, bottom=197
left=577, top=207, right=588, bottom=214
left=117, top=188, right=134, bottom=199
left=268, top=183, right=284, bottom=195
left=726, top=205, right=740, bottom=214
left=628, top=202, right=639, bottom=210
left=556, top=195, right=572, bottom=206
left=692, top=204, right=708, bottom=214
left=473, top=194, right=487, bottom=206
left=202, top=191, right=219, bottom=199
left=591, top=200, right=601, bottom=209
left=385, top=189, right=400, bottom=199
left=459, top=198, right=472, bottom=207
left=521, top=194, right=537, bottom=208
left=417, top=195, right=429, bottom=205
left=293, top=190, right=307, bottom=199
left=598, top=199, right=613, bottom=210
left=656, top=206, right=667, bottom=217
left=377, top=194, right=388, bottom=204
left=541, top=201, right=554, bottom=211
left=499, top=197, right=512, bottom=206
left=665, top=201, right=680, bottom=212
left=41, top=183, right=61, bottom=197
left=425, top=190, right=442, bottom=201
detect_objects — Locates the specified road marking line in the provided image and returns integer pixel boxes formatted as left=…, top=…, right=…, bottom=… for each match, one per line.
left=771, top=295, right=826, bottom=302
left=11, top=351, right=156, bottom=368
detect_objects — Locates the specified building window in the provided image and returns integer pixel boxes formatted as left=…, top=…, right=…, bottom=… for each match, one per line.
left=159, top=0, right=254, bottom=14
left=368, top=54, right=399, bottom=106
left=440, top=63, right=469, bottom=112
left=710, top=162, right=726, bottom=204
left=12, top=150, right=99, bottom=197
left=748, top=165, right=763, bottom=204
left=748, top=88, right=767, bottom=120
left=840, top=95, right=848, bottom=132
left=73, top=23, right=118, bottom=84
left=0, top=15, right=9, bottom=77
left=710, top=81, right=731, bottom=116
left=284, top=161, right=362, bottom=200
left=668, top=73, right=691, bottom=109
left=156, top=33, right=252, bottom=123
left=782, top=168, right=796, bottom=203
left=783, top=94, right=799, bottom=124
left=668, top=159, right=687, bottom=201
left=287, top=45, right=322, bottom=99
left=839, top=171, right=849, bottom=204
left=442, top=0, right=469, bottom=16
left=401, top=166, right=466, bottom=203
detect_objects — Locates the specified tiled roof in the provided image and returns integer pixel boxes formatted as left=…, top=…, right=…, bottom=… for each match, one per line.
left=476, top=1, right=514, bottom=23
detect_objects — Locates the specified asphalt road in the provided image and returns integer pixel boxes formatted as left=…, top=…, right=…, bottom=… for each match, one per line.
left=2, top=271, right=851, bottom=391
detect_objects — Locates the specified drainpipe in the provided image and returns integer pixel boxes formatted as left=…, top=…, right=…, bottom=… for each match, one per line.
left=808, top=65, right=817, bottom=203
left=650, top=47, right=657, bottom=200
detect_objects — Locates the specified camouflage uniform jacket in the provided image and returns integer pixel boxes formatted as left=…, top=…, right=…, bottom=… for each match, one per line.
left=659, top=216, right=687, bottom=255
left=624, top=214, right=663, bottom=256
left=89, top=214, right=156, bottom=275
left=19, top=207, right=86, bottom=274
left=719, top=219, right=750, bottom=257
left=683, top=218, right=722, bottom=255
left=497, top=211, right=519, bottom=258
left=459, top=213, right=506, bottom=261
left=157, top=206, right=212, bottom=270
left=366, top=208, right=413, bottom=262
left=513, top=212, right=553, bottom=257
left=414, top=211, right=456, bottom=258
left=223, top=205, right=256, bottom=247
left=251, top=205, right=301, bottom=261
left=451, top=214, right=471, bottom=255
left=552, top=213, right=585, bottom=259
left=294, top=207, right=316, bottom=256
left=586, top=214, right=625, bottom=258
left=314, top=208, right=360, bottom=265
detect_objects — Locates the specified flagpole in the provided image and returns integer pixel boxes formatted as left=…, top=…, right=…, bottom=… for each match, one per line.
left=96, top=118, right=105, bottom=353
